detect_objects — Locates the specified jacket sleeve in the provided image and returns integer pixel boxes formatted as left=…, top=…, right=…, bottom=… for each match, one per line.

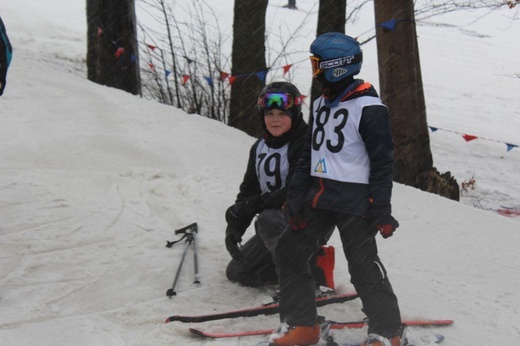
left=358, top=105, right=395, bottom=217
left=286, top=123, right=314, bottom=201
left=0, top=17, right=13, bottom=96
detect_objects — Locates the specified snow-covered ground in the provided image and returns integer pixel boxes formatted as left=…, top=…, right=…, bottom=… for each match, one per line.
left=0, top=1, right=519, bottom=345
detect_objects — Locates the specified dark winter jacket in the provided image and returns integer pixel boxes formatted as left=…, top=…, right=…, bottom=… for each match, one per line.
left=0, top=17, right=13, bottom=96
left=235, top=118, right=308, bottom=212
left=288, top=80, right=395, bottom=218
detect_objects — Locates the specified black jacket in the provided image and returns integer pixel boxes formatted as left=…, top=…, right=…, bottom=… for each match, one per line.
left=235, top=118, right=308, bottom=211
left=288, top=80, right=395, bottom=218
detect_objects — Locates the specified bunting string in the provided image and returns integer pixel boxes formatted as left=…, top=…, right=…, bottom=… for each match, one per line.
left=140, top=15, right=439, bottom=87
left=428, top=125, right=519, bottom=153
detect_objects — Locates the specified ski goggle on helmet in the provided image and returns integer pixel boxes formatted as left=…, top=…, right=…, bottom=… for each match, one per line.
left=310, top=54, right=362, bottom=79
left=258, top=92, right=301, bottom=111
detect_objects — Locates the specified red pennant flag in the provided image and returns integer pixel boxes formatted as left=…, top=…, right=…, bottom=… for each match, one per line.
left=115, top=47, right=125, bottom=58
left=146, top=44, right=157, bottom=51
left=148, top=62, right=156, bottom=72
left=219, top=71, right=230, bottom=81
left=283, top=64, right=293, bottom=76
left=228, top=76, right=237, bottom=85
left=297, top=95, right=307, bottom=105
left=462, top=134, right=478, bottom=142
left=182, top=75, right=190, bottom=85
left=97, top=27, right=103, bottom=37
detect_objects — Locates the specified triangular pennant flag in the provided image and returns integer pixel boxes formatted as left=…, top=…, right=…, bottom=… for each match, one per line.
left=165, top=69, right=171, bottom=78
left=182, top=75, right=190, bottom=85
left=283, top=64, right=293, bottom=76
left=428, top=126, right=439, bottom=132
left=228, top=76, right=237, bottom=85
left=462, top=134, right=478, bottom=142
left=147, top=44, right=157, bottom=51
left=130, top=54, right=137, bottom=63
left=380, top=19, right=398, bottom=32
left=255, top=70, right=268, bottom=83
left=97, top=26, right=103, bottom=37
left=115, top=47, right=125, bottom=58
left=148, top=62, right=156, bottom=72
left=204, top=76, right=214, bottom=88
left=219, top=71, right=229, bottom=81
left=184, top=56, right=195, bottom=64
left=506, top=143, right=518, bottom=152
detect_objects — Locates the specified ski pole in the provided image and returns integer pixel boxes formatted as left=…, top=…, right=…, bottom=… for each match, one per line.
left=166, top=234, right=192, bottom=298
left=192, top=229, right=201, bottom=285
left=165, top=223, right=198, bottom=298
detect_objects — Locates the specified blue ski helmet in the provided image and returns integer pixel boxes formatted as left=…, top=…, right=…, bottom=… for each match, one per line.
left=309, top=32, right=363, bottom=83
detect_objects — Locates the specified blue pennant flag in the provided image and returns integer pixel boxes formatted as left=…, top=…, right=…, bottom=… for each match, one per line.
left=165, top=70, right=171, bottom=78
left=204, top=76, right=213, bottom=88
left=255, top=70, right=268, bottom=83
left=380, top=19, right=398, bottom=31
left=506, top=143, right=518, bottom=152
left=428, top=126, right=439, bottom=132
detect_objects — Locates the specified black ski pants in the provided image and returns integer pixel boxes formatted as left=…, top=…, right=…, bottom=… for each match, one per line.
left=226, top=209, right=286, bottom=287
left=226, top=209, right=332, bottom=288
left=275, top=208, right=401, bottom=338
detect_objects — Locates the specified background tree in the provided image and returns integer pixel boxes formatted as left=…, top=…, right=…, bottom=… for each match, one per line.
left=86, top=0, right=141, bottom=95
left=228, top=0, right=269, bottom=137
left=310, top=0, right=347, bottom=111
left=373, top=0, right=459, bottom=200
left=285, top=0, right=297, bottom=9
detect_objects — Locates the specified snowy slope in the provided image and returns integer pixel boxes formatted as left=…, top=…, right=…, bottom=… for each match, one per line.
left=1, top=1, right=519, bottom=345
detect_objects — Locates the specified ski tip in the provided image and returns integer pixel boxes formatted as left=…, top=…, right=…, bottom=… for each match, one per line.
left=188, top=328, right=205, bottom=337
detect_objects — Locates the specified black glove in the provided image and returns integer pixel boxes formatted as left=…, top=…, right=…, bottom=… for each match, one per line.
left=225, top=196, right=261, bottom=224
left=225, top=225, right=244, bottom=261
left=283, top=197, right=308, bottom=231
left=371, top=215, right=399, bottom=238
left=224, top=198, right=259, bottom=260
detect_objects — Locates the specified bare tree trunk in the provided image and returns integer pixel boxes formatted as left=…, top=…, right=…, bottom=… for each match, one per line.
left=373, top=0, right=459, bottom=200
left=311, top=0, right=347, bottom=109
left=229, top=0, right=268, bottom=137
left=286, top=0, right=297, bottom=9
left=86, top=0, right=141, bottom=95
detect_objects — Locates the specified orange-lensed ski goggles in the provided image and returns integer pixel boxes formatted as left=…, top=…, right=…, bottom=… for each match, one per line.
left=310, top=54, right=363, bottom=78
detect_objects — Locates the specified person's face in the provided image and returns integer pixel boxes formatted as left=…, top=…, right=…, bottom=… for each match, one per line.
left=264, top=109, right=292, bottom=137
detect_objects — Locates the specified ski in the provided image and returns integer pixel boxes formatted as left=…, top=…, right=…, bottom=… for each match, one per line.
left=321, top=334, right=444, bottom=346
left=188, top=319, right=453, bottom=339
left=165, top=292, right=358, bottom=323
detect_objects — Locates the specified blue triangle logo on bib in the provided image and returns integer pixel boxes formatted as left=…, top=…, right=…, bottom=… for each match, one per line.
left=314, top=158, right=327, bottom=173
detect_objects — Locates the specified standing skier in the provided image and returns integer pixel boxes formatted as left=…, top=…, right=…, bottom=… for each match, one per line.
left=0, top=16, right=13, bottom=96
left=225, top=81, right=335, bottom=290
left=266, top=33, right=402, bottom=346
